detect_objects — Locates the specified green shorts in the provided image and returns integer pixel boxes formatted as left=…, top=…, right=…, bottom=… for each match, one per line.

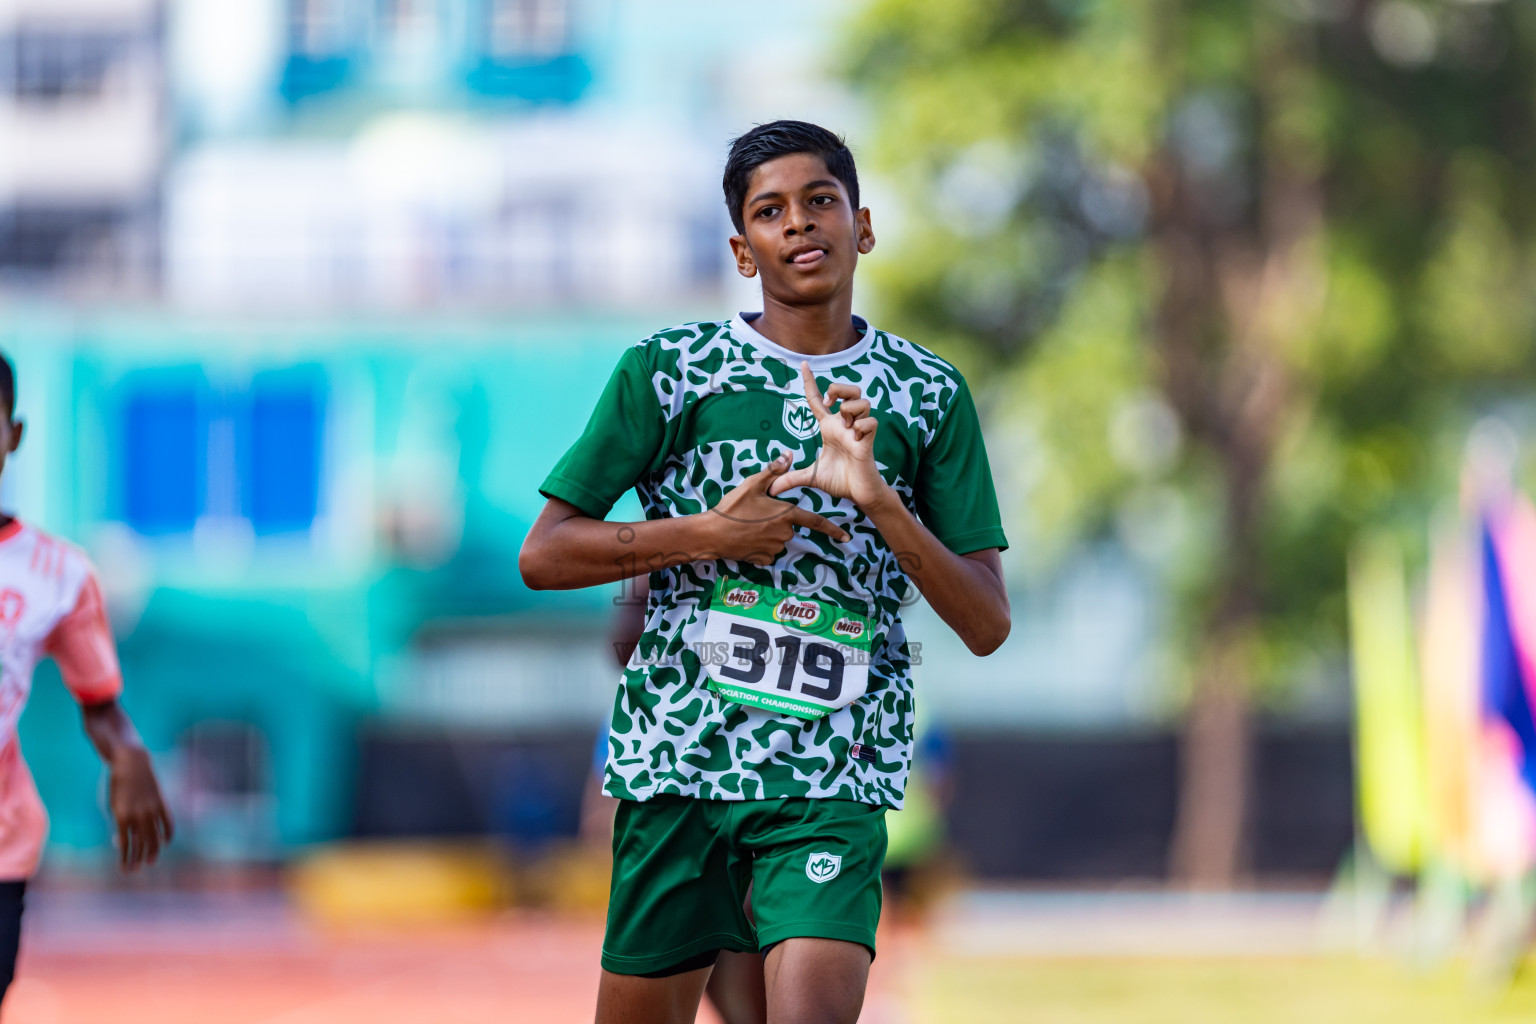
left=601, top=795, right=887, bottom=976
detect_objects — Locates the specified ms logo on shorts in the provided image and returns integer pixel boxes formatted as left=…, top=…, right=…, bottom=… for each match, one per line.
left=783, top=398, right=819, bottom=441
left=805, top=852, right=842, bottom=884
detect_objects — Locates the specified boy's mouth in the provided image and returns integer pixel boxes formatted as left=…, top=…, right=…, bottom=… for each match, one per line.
left=786, top=245, right=828, bottom=266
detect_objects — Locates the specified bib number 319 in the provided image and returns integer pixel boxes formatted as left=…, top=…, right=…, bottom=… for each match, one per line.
left=701, top=578, right=873, bottom=720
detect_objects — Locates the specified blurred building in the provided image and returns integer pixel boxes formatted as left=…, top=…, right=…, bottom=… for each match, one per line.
left=159, top=0, right=862, bottom=312
left=0, top=0, right=163, bottom=294
left=165, top=0, right=732, bottom=310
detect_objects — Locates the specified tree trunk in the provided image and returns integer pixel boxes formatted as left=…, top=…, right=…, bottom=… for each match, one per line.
left=1165, top=411, right=1269, bottom=887
left=1149, top=204, right=1267, bottom=888
left=1169, top=626, right=1254, bottom=887
left=1165, top=392, right=1269, bottom=887
left=1148, top=17, right=1320, bottom=889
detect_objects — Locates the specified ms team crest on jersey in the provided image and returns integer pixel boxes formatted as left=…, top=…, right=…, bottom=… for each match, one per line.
left=782, top=397, right=818, bottom=440
left=805, top=851, right=842, bottom=883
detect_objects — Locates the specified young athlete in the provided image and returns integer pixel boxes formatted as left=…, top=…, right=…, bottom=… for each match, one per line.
left=0, top=352, right=174, bottom=1005
left=520, top=120, right=1010, bottom=1024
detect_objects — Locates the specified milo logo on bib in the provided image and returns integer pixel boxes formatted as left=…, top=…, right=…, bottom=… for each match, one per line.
left=721, top=586, right=760, bottom=609
left=832, top=617, right=865, bottom=641
left=773, top=597, right=821, bottom=628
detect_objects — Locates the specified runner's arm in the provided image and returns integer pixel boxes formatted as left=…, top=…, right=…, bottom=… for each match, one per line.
left=46, top=573, right=173, bottom=869
left=859, top=491, right=1009, bottom=656
left=521, top=498, right=720, bottom=590
left=521, top=456, right=849, bottom=591
left=81, top=699, right=174, bottom=870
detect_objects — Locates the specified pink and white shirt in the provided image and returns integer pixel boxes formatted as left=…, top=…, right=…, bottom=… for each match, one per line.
left=0, top=520, right=122, bottom=879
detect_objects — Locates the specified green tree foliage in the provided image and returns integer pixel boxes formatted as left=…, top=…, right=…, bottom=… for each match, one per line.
left=844, top=0, right=1536, bottom=883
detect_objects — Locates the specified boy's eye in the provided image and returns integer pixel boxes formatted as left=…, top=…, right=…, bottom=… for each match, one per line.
left=756, top=205, right=780, bottom=219
left=811, top=194, right=835, bottom=206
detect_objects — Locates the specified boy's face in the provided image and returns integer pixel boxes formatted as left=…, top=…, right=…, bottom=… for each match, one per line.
left=0, top=415, right=21, bottom=483
left=729, top=153, right=875, bottom=307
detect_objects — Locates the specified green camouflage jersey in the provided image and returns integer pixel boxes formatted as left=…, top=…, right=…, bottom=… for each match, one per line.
left=541, top=314, right=1007, bottom=808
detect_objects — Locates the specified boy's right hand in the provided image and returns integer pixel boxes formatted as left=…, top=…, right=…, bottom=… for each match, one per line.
left=702, top=455, right=850, bottom=566
left=107, top=745, right=174, bottom=871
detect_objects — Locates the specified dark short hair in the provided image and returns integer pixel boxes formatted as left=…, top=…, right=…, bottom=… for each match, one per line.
left=723, top=120, right=860, bottom=234
left=0, top=352, right=12, bottom=420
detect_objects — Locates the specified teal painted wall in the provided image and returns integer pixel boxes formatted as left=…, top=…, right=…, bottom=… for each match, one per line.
left=4, top=312, right=667, bottom=856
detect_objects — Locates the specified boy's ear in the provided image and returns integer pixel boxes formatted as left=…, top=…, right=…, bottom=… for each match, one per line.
left=856, top=208, right=875, bottom=255
left=729, top=234, right=759, bottom=279
left=7, top=420, right=22, bottom=454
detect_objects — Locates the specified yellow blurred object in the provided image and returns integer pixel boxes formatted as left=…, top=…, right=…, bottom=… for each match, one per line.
left=290, top=841, right=515, bottom=926
left=518, top=841, right=613, bottom=913
left=1347, top=532, right=1429, bottom=875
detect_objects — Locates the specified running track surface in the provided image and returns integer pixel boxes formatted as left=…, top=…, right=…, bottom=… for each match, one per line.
left=3, top=893, right=919, bottom=1024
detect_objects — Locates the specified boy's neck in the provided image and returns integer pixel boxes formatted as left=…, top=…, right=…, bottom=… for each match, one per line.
left=751, top=289, right=861, bottom=357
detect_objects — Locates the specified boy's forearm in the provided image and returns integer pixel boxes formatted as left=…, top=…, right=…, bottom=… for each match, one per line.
left=862, top=487, right=1011, bottom=656
left=84, top=697, right=173, bottom=870
left=81, top=699, right=147, bottom=768
left=520, top=505, right=718, bottom=591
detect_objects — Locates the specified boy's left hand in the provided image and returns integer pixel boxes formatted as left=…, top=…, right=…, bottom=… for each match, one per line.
left=108, top=747, right=174, bottom=871
left=769, top=362, right=893, bottom=513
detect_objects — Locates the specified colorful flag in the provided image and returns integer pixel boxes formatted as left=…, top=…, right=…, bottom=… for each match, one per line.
left=1474, top=503, right=1536, bottom=878
left=1348, top=532, right=1428, bottom=875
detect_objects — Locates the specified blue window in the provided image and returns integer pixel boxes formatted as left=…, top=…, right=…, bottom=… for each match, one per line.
left=119, top=369, right=327, bottom=538
left=281, top=0, right=357, bottom=102
left=465, top=52, right=589, bottom=102
left=467, top=0, right=588, bottom=102
left=248, top=374, right=323, bottom=535
left=123, top=382, right=202, bottom=535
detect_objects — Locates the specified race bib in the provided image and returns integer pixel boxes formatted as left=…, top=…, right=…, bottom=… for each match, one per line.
left=701, top=577, right=874, bottom=720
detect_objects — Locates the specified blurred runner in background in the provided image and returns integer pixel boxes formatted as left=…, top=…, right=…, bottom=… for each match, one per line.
left=0, top=351, right=174, bottom=1007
